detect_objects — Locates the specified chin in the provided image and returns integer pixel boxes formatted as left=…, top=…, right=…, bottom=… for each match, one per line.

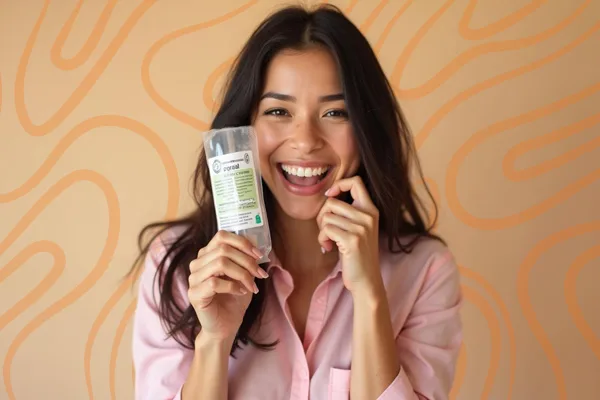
left=275, top=197, right=326, bottom=221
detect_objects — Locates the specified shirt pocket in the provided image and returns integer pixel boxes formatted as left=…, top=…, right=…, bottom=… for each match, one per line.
left=328, top=368, right=351, bottom=400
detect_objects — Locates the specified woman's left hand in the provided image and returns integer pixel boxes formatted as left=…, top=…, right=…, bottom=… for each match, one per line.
left=317, top=176, right=383, bottom=296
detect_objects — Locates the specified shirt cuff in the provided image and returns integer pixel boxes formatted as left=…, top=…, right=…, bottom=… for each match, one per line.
left=376, top=368, right=419, bottom=400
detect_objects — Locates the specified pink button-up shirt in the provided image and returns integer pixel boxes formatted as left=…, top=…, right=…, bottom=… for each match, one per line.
left=132, top=229, right=462, bottom=400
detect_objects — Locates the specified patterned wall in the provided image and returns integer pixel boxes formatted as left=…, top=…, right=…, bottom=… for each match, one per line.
left=1, top=0, right=599, bottom=399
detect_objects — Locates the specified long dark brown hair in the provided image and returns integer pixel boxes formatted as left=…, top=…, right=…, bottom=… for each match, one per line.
left=129, top=4, right=441, bottom=356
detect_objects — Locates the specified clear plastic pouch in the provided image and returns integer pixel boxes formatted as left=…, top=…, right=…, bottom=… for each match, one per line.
left=204, top=126, right=271, bottom=263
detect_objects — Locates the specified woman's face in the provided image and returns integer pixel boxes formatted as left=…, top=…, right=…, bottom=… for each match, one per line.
left=253, top=47, right=360, bottom=221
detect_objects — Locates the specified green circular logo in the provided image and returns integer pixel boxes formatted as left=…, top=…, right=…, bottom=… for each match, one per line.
left=212, top=160, right=221, bottom=174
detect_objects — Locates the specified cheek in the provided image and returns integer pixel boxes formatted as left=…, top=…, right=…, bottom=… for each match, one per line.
left=335, top=130, right=360, bottom=174
left=255, top=123, right=281, bottom=175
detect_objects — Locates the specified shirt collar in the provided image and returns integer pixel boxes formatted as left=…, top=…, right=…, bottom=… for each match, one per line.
left=264, top=250, right=343, bottom=278
left=265, top=250, right=282, bottom=273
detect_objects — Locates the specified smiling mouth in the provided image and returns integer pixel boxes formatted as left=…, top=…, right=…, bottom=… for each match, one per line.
left=278, top=163, right=332, bottom=187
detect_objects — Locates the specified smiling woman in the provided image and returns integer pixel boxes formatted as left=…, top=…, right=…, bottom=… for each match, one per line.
left=129, top=4, right=462, bottom=400
left=255, top=47, right=359, bottom=210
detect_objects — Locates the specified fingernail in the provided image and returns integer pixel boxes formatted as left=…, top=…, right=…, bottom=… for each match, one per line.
left=253, top=282, right=259, bottom=294
left=252, top=248, right=263, bottom=260
left=240, top=287, right=248, bottom=295
left=324, top=188, right=331, bottom=196
left=321, top=246, right=326, bottom=254
left=258, top=268, right=269, bottom=279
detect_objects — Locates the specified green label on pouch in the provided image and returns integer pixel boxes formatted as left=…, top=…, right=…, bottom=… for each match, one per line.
left=208, top=151, right=264, bottom=231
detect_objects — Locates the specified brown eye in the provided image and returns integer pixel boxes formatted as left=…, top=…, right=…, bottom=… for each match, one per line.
left=323, top=109, right=349, bottom=119
left=264, top=108, right=290, bottom=117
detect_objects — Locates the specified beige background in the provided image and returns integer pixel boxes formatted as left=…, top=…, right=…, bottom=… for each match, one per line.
left=1, top=0, right=599, bottom=399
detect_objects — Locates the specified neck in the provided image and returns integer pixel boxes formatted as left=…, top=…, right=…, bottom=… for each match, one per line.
left=272, top=206, right=338, bottom=275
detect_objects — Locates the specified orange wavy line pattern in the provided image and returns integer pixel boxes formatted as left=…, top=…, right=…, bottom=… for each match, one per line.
left=359, top=0, right=388, bottom=32
left=0, top=241, right=65, bottom=330
left=459, top=0, right=548, bottom=40
left=564, top=243, right=600, bottom=360
left=517, top=222, right=600, bottom=399
left=84, top=268, right=142, bottom=399
left=459, top=266, right=516, bottom=399
left=50, top=0, right=118, bottom=70
left=392, top=0, right=591, bottom=100
left=461, top=284, right=501, bottom=399
left=345, top=0, right=359, bottom=14
left=109, top=298, right=138, bottom=400
left=415, top=18, right=600, bottom=150
left=1, top=114, right=178, bottom=398
left=15, top=0, right=156, bottom=136
left=372, top=0, right=413, bottom=54
left=389, top=0, right=455, bottom=97
left=141, top=0, right=258, bottom=131
left=446, top=82, right=600, bottom=230
left=2, top=170, right=120, bottom=399
left=0, top=115, right=179, bottom=203
left=452, top=264, right=517, bottom=399
left=503, top=112, right=600, bottom=181
left=203, top=57, right=234, bottom=114
left=2, top=1, right=599, bottom=398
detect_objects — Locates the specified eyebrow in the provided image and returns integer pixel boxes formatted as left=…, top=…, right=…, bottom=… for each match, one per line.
left=259, top=92, right=345, bottom=103
left=319, top=93, right=345, bottom=102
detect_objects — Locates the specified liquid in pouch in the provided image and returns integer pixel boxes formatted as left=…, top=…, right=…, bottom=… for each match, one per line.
left=204, top=126, right=272, bottom=264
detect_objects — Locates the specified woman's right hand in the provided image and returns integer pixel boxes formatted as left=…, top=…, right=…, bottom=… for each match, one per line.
left=187, top=230, right=269, bottom=343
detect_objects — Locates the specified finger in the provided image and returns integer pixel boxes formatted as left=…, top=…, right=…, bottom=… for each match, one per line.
left=325, top=176, right=376, bottom=212
left=316, top=197, right=363, bottom=253
left=188, top=278, right=248, bottom=309
left=318, top=212, right=364, bottom=253
left=320, top=212, right=366, bottom=235
left=201, top=230, right=263, bottom=260
left=189, top=256, right=259, bottom=294
left=318, top=224, right=356, bottom=254
left=193, top=243, right=268, bottom=279
left=317, top=197, right=369, bottom=228
left=318, top=212, right=352, bottom=253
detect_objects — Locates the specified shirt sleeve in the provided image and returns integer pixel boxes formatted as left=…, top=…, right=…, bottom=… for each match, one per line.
left=377, top=251, right=463, bottom=400
left=132, top=239, right=192, bottom=400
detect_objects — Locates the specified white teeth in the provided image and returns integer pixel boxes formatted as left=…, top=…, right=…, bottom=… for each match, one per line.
left=281, top=164, right=329, bottom=177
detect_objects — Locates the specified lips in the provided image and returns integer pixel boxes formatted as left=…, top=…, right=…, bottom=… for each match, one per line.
left=281, top=164, right=330, bottom=178
left=276, top=162, right=333, bottom=195
left=280, top=164, right=330, bottom=186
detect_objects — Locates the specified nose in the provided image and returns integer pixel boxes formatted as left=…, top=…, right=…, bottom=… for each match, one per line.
left=289, top=118, right=323, bottom=153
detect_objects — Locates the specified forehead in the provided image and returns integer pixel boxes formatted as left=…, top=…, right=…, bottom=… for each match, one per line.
left=262, top=47, right=342, bottom=92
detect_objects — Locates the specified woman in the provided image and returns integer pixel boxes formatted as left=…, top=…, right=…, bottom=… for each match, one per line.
left=131, top=4, right=462, bottom=400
